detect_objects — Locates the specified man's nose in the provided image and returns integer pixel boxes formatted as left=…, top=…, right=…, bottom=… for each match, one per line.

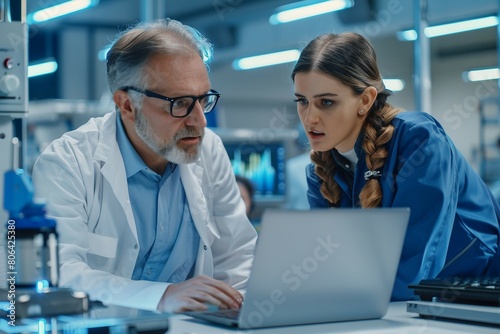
left=185, top=100, right=207, bottom=128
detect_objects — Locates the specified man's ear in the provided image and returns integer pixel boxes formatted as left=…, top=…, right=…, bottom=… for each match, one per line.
left=361, top=86, right=378, bottom=112
left=113, top=89, right=135, bottom=122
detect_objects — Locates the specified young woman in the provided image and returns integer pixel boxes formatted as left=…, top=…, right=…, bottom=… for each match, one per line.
left=291, top=32, right=500, bottom=300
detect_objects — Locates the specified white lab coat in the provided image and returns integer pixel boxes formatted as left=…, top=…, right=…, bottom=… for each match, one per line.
left=32, top=110, right=257, bottom=312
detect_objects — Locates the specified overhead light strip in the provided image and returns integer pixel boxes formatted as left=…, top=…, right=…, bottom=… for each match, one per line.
left=397, top=16, right=498, bottom=41
left=383, top=79, right=405, bottom=92
left=28, top=59, right=58, bottom=78
left=463, top=68, right=500, bottom=82
left=269, top=0, right=354, bottom=25
left=233, top=49, right=301, bottom=70
left=27, top=0, right=99, bottom=24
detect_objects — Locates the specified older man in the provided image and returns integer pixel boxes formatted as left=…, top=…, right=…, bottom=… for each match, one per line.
left=32, top=18, right=257, bottom=313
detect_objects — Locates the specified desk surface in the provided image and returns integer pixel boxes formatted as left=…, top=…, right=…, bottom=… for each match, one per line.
left=166, top=302, right=500, bottom=334
left=1, top=301, right=498, bottom=333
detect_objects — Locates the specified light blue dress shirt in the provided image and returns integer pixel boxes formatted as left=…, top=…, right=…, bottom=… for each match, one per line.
left=115, top=114, right=200, bottom=283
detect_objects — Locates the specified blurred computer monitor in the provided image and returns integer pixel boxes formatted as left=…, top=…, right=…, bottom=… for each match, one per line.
left=213, top=128, right=297, bottom=207
left=225, top=141, right=286, bottom=200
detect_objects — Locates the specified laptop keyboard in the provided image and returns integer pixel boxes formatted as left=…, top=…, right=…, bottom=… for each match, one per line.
left=409, top=277, right=500, bottom=306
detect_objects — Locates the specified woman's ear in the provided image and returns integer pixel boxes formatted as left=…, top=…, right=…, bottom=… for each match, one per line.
left=361, top=86, right=378, bottom=112
left=113, top=89, right=135, bottom=122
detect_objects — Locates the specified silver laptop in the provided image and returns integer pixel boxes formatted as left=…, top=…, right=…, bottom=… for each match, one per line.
left=407, top=300, right=500, bottom=326
left=186, top=208, right=410, bottom=329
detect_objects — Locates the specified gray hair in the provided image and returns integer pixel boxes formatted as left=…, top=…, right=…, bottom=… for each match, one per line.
left=106, top=18, right=213, bottom=98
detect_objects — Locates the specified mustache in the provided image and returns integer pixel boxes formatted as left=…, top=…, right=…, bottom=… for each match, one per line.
left=175, top=126, right=204, bottom=140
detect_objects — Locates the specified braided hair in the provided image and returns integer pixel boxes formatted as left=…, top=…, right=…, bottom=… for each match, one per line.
left=292, top=33, right=401, bottom=208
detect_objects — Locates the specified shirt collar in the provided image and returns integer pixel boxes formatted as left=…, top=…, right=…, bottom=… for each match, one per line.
left=338, top=147, right=358, bottom=166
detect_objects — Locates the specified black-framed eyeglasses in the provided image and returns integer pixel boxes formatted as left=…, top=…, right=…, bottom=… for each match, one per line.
left=121, top=86, right=221, bottom=118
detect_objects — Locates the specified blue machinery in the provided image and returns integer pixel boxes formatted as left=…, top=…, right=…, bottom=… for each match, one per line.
left=4, top=137, right=59, bottom=289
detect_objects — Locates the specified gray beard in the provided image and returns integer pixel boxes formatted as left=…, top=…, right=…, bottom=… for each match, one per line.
left=135, top=109, right=204, bottom=164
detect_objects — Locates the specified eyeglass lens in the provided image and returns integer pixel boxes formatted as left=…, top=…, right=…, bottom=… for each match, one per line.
left=171, top=94, right=218, bottom=117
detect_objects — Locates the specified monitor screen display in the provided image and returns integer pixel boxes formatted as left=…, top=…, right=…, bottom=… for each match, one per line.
left=223, top=141, right=286, bottom=201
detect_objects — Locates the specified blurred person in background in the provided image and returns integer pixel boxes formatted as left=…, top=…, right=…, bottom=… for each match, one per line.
left=236, top=175, right=255, bottom=217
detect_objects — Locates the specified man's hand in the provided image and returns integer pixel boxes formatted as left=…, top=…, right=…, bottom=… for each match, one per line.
left=157, top=275, right=243, bottom=313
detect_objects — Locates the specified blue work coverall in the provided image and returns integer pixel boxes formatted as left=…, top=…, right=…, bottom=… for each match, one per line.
left=306, top=111, right=500, bottom=300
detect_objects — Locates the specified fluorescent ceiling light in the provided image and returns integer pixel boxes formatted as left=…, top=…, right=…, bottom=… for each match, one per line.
left=233, top=49, right=301, bottom=70
left=28, top=59, right=58, bottom=78
left=270, top=0, right=354, bottom=25
left=397, top=16, right=498, bottom=41
left=463, top=68, right=500, bottom=82
left=383, top=79, right=405, bottom=92
left=397, top=30, right=417, bottom=41
left=28, top=0, right=99, bottom=24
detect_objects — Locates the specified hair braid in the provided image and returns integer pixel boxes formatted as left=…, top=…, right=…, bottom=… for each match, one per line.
left=310, top=150, right=340, bottom=207
left=359, top=102, right=400, bottom=207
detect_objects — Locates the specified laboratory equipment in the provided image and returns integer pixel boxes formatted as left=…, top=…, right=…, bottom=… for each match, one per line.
left=0, top=0, right=28, bottom=225
left=2, top=137, right=90, bottom=318
left=0, top=0, right=89, bottom=320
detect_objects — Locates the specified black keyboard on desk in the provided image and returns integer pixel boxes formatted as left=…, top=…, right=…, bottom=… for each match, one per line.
left=409, top=277, right=500, bottom=306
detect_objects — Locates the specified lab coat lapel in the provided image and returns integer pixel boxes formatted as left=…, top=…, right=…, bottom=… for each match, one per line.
left=95, top=111, right=138, bottom=242
left=179, top=162, right=218, bottom=247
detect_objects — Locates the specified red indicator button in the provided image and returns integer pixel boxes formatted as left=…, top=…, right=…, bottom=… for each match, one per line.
left=3, top=58, right=14, bottom=69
